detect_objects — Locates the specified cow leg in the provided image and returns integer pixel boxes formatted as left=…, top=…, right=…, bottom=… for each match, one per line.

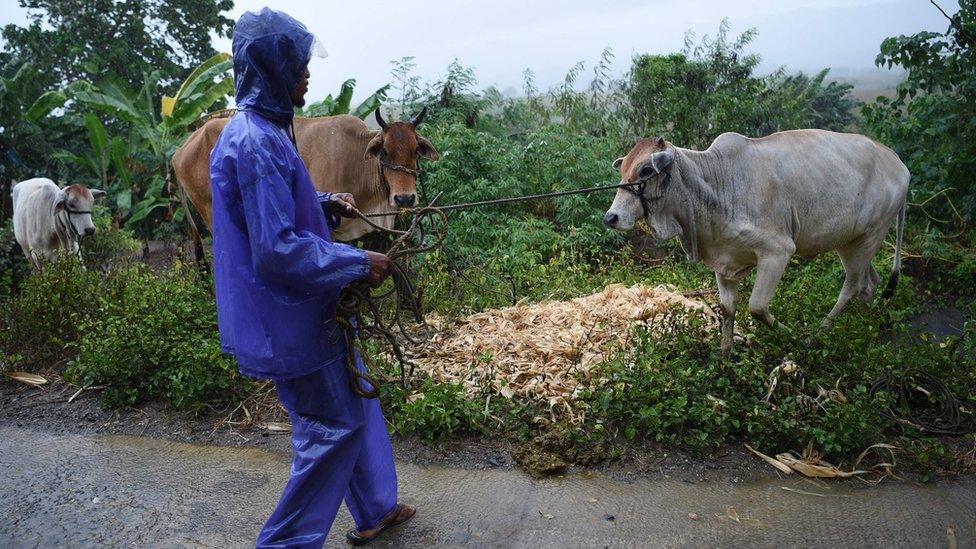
left=860, top=265, right=881, bottom=302
left=715, top=272, right=738, bottom=355
left=823, top=239, right=884, bottom=329
left=747, top=253, right=791, bottom=330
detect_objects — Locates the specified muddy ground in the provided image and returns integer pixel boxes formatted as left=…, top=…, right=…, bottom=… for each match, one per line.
left=0, top=374, right=780, bottom=485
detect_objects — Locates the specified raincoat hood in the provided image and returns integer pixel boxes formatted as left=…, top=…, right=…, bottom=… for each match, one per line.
left=232, top=7, right=314, bottom=123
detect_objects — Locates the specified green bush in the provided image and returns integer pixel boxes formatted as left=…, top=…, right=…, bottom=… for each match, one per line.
left=0, top=220, right=31, bottom=298
left=862, top=0, right=976, bottom=232
left=80, top=208, right=141, bottom=271
left=65, top=264, right=245, bottom=409
left=382, top=375, right=485, bottom=444
left=625, top=20, right=858, bottom=150
left=580, top=254, right=976, bottom=462
left=0, top=257, right=100, bottom=371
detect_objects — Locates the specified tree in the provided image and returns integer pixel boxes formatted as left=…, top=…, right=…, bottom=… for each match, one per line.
left=51, top=54, right=235, bottom=233
left=625, top=20, right=860, bottom=149
left=1, top=0, right=233, bottom=94
left=0, top=61, right=85, bottom=218
left=863, top=0, right=976, bottom=233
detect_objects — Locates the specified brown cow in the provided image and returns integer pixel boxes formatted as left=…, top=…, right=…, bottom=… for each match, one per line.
left=171, top=108, right=439, bottom=241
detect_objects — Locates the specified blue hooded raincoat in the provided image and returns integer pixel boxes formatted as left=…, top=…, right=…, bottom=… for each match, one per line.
left=211, top=9, right=370, bottom=380
left=210, top=8, right=399, bottom=547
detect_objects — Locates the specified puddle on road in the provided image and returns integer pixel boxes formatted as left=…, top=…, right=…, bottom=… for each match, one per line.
left=1, top=427, right=974, bottom=548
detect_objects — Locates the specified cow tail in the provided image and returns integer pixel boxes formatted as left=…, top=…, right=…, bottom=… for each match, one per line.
left=881, top=203, right=905, bottom=299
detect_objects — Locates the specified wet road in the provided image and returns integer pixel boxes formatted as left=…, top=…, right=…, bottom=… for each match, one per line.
left=0, top=426, right=973, bottom=548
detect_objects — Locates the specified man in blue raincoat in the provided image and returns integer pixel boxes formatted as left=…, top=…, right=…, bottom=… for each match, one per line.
left=210, top=8, right=415, bottom=547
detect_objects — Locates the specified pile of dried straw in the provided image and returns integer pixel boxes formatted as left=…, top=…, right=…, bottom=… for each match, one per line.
left=409, top=284, right=715, bottom=418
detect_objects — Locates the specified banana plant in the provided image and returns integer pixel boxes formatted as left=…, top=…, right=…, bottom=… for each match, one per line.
left=51, top=53, right=235, bottom=229
left=299, top=78, right=390, bottom=119
left=160, top=52, right=234, bottom=131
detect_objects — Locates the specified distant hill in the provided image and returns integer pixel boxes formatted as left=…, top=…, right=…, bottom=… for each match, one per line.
left=825, top=68, right=905, bottom=103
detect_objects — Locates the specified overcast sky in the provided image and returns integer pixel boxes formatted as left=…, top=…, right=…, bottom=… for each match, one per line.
left=0, top=0, right=960, bottom=103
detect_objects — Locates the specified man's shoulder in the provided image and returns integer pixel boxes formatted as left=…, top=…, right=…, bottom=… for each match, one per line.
left=218, top=111, right=290, bottom=154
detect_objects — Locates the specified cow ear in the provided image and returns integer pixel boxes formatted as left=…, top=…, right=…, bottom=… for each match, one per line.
left=656, top=137, right=665, bottom=147
left=650, top=148, right=674, bottom=173
left=90, top=189, right=106, bottom=199
left=612, top=157, right=625, bottom=170
left=417, top=136, right=440, bottom=161
left=55, top=187, right=69, bottom=209
left=364, top=132, right=384, bottom=160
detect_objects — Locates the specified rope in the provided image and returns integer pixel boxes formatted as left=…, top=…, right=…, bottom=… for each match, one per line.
left=334, top=203, right=449, bottom=398
left=331, top=179, right=638, bottom=397
left=332, top=181, right=635, bottom=397
left=870, top=370, right=976, bottom=435
left=362, top=182, right=631, bottom=218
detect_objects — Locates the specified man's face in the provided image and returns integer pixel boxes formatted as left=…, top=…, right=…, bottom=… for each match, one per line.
left=291, top=67, right=310, bottom=107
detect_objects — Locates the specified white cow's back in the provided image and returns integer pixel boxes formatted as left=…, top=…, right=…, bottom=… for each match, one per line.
left=12, top=178, right=64, bottom=265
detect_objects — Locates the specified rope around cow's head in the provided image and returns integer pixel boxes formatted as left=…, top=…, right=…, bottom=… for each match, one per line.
left=334, top=204, right=449, bottom=398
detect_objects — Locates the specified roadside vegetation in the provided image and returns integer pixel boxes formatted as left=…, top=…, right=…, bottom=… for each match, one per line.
left=1, top=1, right=974, bottom=477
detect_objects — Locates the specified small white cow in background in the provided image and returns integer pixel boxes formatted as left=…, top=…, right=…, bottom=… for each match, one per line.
left=603, top=130, right=909, bottom=353
left=12, top=178, right=105, bottom=267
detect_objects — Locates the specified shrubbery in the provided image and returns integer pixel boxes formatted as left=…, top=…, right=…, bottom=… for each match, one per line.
left=79, top=206, right=142, bottom=271
left=1, top=257, right=100, bottom=370
left=0, top=220, right=31, bottom=298
left=383, top=375, right=485, bottom=444
left=0, top=221, right=246, bottom=411
left=65, top=264, right=246, bottom=409
left=584, top=254, right=975, bottom=462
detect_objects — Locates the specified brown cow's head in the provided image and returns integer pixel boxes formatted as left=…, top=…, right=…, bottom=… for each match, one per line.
left=603, top=137, right=676, bottom=233
left=364, top=107, right=440, bottom=208
left=55, top=184, right=106, bottom=238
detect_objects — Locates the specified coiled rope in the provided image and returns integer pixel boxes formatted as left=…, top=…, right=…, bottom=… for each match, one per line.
left=335, top=203, right=448, bottom=398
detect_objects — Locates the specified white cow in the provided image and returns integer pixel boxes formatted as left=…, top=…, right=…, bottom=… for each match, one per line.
left=603, top=130, right=909, bottom=353
left=12, top=178, right=105, bottom=267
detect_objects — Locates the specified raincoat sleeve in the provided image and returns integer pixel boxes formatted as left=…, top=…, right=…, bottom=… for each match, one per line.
left=316, top=191, right=342, bottom=229
left=237, top=138, right=371, bottom=295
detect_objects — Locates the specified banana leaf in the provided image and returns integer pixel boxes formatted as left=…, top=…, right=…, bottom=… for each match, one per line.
left=84, top=113, right=108, bottom=155
left=73, top=88, right=142, bottom=123
left=335, top=79, right=356, bottom=113
left=171, top=53, right=231, bottom=104
left=351, top=84, right=391, bottom=119
left=25, top=90, right=68, bottom=123
left=165, top=76, right=234, bottom=130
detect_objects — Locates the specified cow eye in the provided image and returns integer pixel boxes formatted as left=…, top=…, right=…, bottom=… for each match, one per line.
left=639, top=164, right=656, bottom=178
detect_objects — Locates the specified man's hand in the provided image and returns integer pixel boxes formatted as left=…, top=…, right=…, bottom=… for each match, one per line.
left=364, top=251, right=391, bottom=287
left=328, top=193, right=358, bottom=218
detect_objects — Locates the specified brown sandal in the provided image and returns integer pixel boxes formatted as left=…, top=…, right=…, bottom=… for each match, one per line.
left=345, top=503, right=415, bottom=546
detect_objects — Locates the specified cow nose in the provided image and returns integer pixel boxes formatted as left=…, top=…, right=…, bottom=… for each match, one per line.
left=394, top=194, right=416, bottom=207
left=603, top=212, right=619, bottom=227
left=84, top=227, right=96, bottom=236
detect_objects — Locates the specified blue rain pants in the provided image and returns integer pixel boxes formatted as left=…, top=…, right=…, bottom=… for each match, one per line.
left=255, top=352, right=398, bottom=548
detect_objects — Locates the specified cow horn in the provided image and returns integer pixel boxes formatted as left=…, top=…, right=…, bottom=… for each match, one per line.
left=410, top=106, right=428, bottom=127
left=375, top=108, right=388, bottom=130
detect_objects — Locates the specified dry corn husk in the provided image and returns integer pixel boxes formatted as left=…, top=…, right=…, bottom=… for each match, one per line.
left=6, top=372, right=48, bottom=386
left=746, top=441, right=898, bottom=479
left=410, top=284, right=715, bottom=417
left=259, top=422, right=291, bottom=433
